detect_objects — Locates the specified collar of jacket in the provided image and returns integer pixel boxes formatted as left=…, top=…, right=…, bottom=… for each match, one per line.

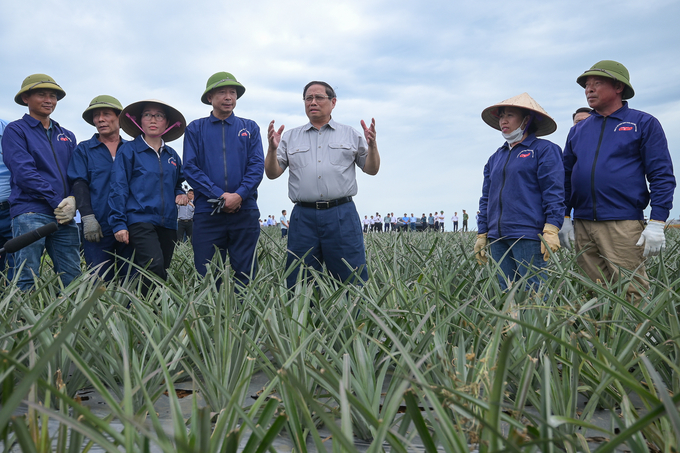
left=22, top=113, right=56, bottom=130
left=209, top=112, right=235, bottom=125
left=502, top=133, right=538, bottom=151
left=131, top=134, right=168, bottom=155
left=591, top=101, right=629, bottom=121
left=86, top=134, right=126, bottom=150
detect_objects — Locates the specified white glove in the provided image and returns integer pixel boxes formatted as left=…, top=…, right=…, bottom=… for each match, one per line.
left=54, top=196, right=76, bottom=224
left=558, top=217, right=575, bottom=250
left=635, top=220, right=666, bottom=257
left=82, top=214, right=103, bottom=243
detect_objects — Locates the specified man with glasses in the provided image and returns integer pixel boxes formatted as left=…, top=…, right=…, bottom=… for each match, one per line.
left=183, top=72, right=264, bottom=287
left=265, top=81, right=380, bottom=288
left=1, top=74, right=80, bottom=290
left=560, top=60, right=675, bottom=299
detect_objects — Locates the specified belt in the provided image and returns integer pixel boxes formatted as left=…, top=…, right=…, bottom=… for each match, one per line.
left=0, top=201, right=9, bottom=211
left=297, top=196, right=352, bottom=210
left=178, top=219, right=193, bottom=222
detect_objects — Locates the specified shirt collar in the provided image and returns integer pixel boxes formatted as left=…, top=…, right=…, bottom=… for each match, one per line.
left=23, top=113, right=57, bottom=130
left=303, top=117, right=337, bottom=132
left=592, top=101, right=629, bottom=121
left=132, top=134, right=165, bottom=153
left=502, top=133, right=538, bottom=151
left=209, top=112, right=235, bottom=124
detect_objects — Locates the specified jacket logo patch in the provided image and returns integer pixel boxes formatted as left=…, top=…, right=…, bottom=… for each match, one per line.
left=614, top=122, right=637, bottom=132
left=57, top=133, right=72, bottom=142
left=168, top=157, right=177, bottom=167
left=238, top=128, right=250, bottom=138
left=517, top=149, right=534, bottom=159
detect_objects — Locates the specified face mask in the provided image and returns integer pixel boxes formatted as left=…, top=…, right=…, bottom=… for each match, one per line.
left=501, top=118, right=527, bottom=144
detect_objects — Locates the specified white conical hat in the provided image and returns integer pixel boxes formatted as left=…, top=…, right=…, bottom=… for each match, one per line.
left=481, top=92, right=557, bottom=137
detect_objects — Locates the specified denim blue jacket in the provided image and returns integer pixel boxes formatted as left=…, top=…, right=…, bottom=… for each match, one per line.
left=563, top=102, right=675, bottom=222
left=68, top=134, right=126, bottom=235
left=478, top=134, right=565, bottom=240
left=108, top=135, right=184, bottom=232
left=1, top=114, right=76, bottom=218
left=182, top=113, right=264, bottom=214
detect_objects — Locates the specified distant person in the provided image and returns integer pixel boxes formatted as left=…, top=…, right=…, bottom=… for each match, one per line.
left=572, top=107, right=592, bottom=126
left=265, top=81, right=379, bottom=287
left=409, top=213, right=417, bottom=231
left=384, top=212, right=391, bottom=232
left=560, top=60, right=675, bottom=299
left=109, top=99, right=187, bottom=284
left=475, top=93, right=564, bottom=290
left=0, top=119, right=14, bottom=277
left=2, top=74, right=80, bottom=290
left=363, top=215, right=369, bottom=233
left=69, top=95, right=134, bottom=281
left=375, top=212, right=382, bottom=232
left=428, top=213, right=435, bottom=230
left=452, top=212, right=459, bottom=232
left=280, top=209, right=289, bottom=238
left=391, top=212, right=397, bottom=231
left=177, top=189, right=195, bottom=242
left=438, top=211, right=445, bottom=231
left=183, top=72, right=264, bottom=287
left=462, top=210, right=469, bottom=232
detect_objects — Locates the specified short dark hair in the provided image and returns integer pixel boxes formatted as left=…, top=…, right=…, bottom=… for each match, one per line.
left=572, top=107, right=592, bottom=121
left=303, top=81, right=336, bottom=99
left=282, top=209, right=286, bottom=214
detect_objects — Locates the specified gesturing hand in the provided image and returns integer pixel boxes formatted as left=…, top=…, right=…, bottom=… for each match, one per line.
left=268, top=120, right=285, bottom=150
left=361, top=118, right=376, bottom=147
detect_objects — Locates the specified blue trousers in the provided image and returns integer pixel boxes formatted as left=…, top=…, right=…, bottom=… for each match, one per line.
left=12, top=213, right=81, bottom=290
left=286, top=201, right=368, bottom=288
left=489, top=238, right=546, bottom=291
left=0, top=205, right=14, bottom=279
left=192, top=209, right=260, bottom=286
left=83, top=233, right=135, bottom=281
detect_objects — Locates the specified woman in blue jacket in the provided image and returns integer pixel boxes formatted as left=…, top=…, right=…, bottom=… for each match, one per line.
left=109, top=99, right=187, bottom=284
left=474, top=93, right=565, bottom=290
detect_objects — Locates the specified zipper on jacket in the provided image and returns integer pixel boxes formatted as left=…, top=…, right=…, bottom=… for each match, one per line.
left=590, top=117, right=607, bottom=221
left=158, top=149, right=165, bottom=222
left=46, top=129, right=68, bottom=197
left=497, top=148, right=513, bottom=237
left=222, top=121, right=228, bottom=190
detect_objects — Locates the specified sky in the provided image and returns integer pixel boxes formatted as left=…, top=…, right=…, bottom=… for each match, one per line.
left=1, top=0, right=679, bottom=231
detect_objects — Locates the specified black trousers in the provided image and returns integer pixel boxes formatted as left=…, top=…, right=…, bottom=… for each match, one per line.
left=177, top=219, right=193, bottom=242
left=129, top=222, right=176, bottom=281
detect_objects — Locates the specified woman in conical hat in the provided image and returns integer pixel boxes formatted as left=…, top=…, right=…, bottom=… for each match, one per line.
left=109, top=100, right=187, bottom=288
left=474, top=93, right=565, bottom=291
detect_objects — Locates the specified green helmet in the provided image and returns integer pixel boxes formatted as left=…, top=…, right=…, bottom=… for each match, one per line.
left=82, top=95, right=124, bottom=126
left=14, top=73, right=66, bottom=106
left=576, top=60, right=634, bottom=100
left=201, top=72, right=245, bottom=104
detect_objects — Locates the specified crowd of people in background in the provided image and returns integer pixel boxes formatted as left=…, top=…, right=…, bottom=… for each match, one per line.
left=361, top=210, right=473, bottom=232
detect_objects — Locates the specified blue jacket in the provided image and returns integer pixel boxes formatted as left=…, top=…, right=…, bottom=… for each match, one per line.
left=68, top=134, right=126, bottom=235
left=1, top=114, right=76, bottom=218
left=478, top=134, right=564, bottom=240
left=0, top=119, right=10, bottom=202
left=108, top=135, right=184, bottom=232
left=564, top=102, right=675, bottom=222
left=183, top=113, right=264, bottom=214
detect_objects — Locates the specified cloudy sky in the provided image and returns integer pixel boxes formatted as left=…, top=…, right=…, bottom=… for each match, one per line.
left=1, top=0, right=678, bottom=229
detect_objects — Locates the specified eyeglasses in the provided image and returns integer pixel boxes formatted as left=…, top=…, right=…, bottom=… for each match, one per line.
left=142, top=112, right=166, bottom=120
left=304, top=95, right=332, bottom=103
